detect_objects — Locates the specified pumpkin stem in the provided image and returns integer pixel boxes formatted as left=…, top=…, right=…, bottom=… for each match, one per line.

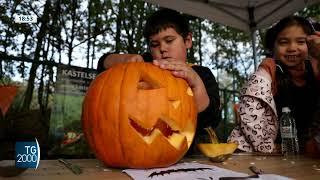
left=204, top=127, right=219, bottom=144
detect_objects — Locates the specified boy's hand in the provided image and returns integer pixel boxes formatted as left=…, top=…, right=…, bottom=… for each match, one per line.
left=104, top=54, right=144, bottom=69
left=153, top=59, right=209, bottom=112
left=307, top=31, right=320, bottom=60
left=153, top=59, right=200, bottom=88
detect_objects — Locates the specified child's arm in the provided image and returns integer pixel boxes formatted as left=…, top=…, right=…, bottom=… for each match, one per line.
left=308, top=31, right=320, bottom=81
left=308, top=31, right=320, bottom=61
left=97, top=53, right=144, bottom=72
left=192, top=65, right=221, bottom=129
left=153, top=59, right=210, bottom=112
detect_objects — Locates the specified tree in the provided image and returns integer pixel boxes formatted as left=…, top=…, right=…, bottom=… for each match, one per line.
left=22, top=0, right=52, bottom=111
left=1, top=0, right=320, bottom=113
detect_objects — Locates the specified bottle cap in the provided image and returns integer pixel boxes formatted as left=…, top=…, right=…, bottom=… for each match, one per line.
left=282, top=107, right=290, bottom=113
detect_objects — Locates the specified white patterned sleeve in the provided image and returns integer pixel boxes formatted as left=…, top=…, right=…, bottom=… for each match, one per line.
left=228, top=69, right=278, bottom=153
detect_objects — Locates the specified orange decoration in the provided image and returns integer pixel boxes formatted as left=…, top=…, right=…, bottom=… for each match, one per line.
left=82, top=62, right=197, bottom=168
left=0, top=86, right=18, bottom=116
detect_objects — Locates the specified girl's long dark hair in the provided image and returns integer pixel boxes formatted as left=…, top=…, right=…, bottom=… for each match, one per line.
left=274, top=60, right=293, bottom=108
left=264, top=16, right=314, bottom=107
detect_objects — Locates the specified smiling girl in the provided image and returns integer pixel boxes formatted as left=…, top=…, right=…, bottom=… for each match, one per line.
left=228, top=16, right=320, bottom=154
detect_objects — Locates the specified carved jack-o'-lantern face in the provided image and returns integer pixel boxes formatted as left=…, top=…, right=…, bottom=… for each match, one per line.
left=82, top=62, right=197, bottom=168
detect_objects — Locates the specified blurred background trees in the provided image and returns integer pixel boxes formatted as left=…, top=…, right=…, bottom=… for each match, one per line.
left=1, top=0, right=319, bottom=141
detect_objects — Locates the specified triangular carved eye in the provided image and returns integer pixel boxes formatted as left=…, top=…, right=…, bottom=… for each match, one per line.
left=186, top=87, right=193, bottom=96
left=170, top=100, right=181, bottom=109
left=137, top=73, right=161, bottom=90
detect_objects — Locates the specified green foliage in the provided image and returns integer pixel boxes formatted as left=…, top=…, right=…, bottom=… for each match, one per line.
left=298, top=5, right=320, bottom=20
left=0, top=76, right=13, bottom=85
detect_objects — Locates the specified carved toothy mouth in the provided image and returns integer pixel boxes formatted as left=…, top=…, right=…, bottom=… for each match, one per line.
left=130, top=118, right=179, bottom=137
left=129, top=117, right=193, bottom=149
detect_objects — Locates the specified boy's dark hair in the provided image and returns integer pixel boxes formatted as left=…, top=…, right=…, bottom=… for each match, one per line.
left=264, top=16, right=314, bottom=56
left=143, top=8, right=190, bottom=43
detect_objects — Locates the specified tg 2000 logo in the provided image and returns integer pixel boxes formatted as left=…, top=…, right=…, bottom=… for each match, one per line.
left=15, top=138, right=40, bottom=169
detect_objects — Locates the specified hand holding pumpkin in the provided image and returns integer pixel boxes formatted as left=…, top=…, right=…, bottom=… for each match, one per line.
left=153, top=59, right=209, bottom=112
left=307, top=31, right=320, bottom=60
left=103, top=53, right=144, bottom=69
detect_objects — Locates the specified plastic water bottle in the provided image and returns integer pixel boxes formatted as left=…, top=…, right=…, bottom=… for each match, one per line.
left=280, top=107, right=299, bottom=156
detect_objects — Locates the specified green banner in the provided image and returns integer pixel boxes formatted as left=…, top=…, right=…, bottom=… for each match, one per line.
left=49, top=65, right=97, bottom=158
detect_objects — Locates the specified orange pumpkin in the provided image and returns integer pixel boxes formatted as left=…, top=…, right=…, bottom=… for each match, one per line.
left=82, top=62, right=197, bottom=168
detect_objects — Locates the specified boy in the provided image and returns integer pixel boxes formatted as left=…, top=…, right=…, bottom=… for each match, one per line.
left=97, top=9, right=220, bottom=155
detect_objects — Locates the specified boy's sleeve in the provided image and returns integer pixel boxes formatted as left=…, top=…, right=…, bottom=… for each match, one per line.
left=191, top=66, right=221, bottom=130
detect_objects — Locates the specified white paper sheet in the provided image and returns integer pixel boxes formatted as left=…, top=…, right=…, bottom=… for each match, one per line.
left=123, top=162, right=292, bottom=180
left=124, top=162, right=246, bottom=180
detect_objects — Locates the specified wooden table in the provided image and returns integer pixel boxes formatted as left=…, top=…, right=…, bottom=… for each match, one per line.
left=1, top=154, right=320, bottom=180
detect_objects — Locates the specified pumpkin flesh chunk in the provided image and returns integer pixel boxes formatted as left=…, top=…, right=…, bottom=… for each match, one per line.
left=197, top=143, right=238, bottom=157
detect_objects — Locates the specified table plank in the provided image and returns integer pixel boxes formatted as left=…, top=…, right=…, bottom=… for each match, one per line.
left=1, top=154, right=320, bottom=180
left=0, top=159, right=128, bottom=180
left=193, top=154, right=320, bottom=179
